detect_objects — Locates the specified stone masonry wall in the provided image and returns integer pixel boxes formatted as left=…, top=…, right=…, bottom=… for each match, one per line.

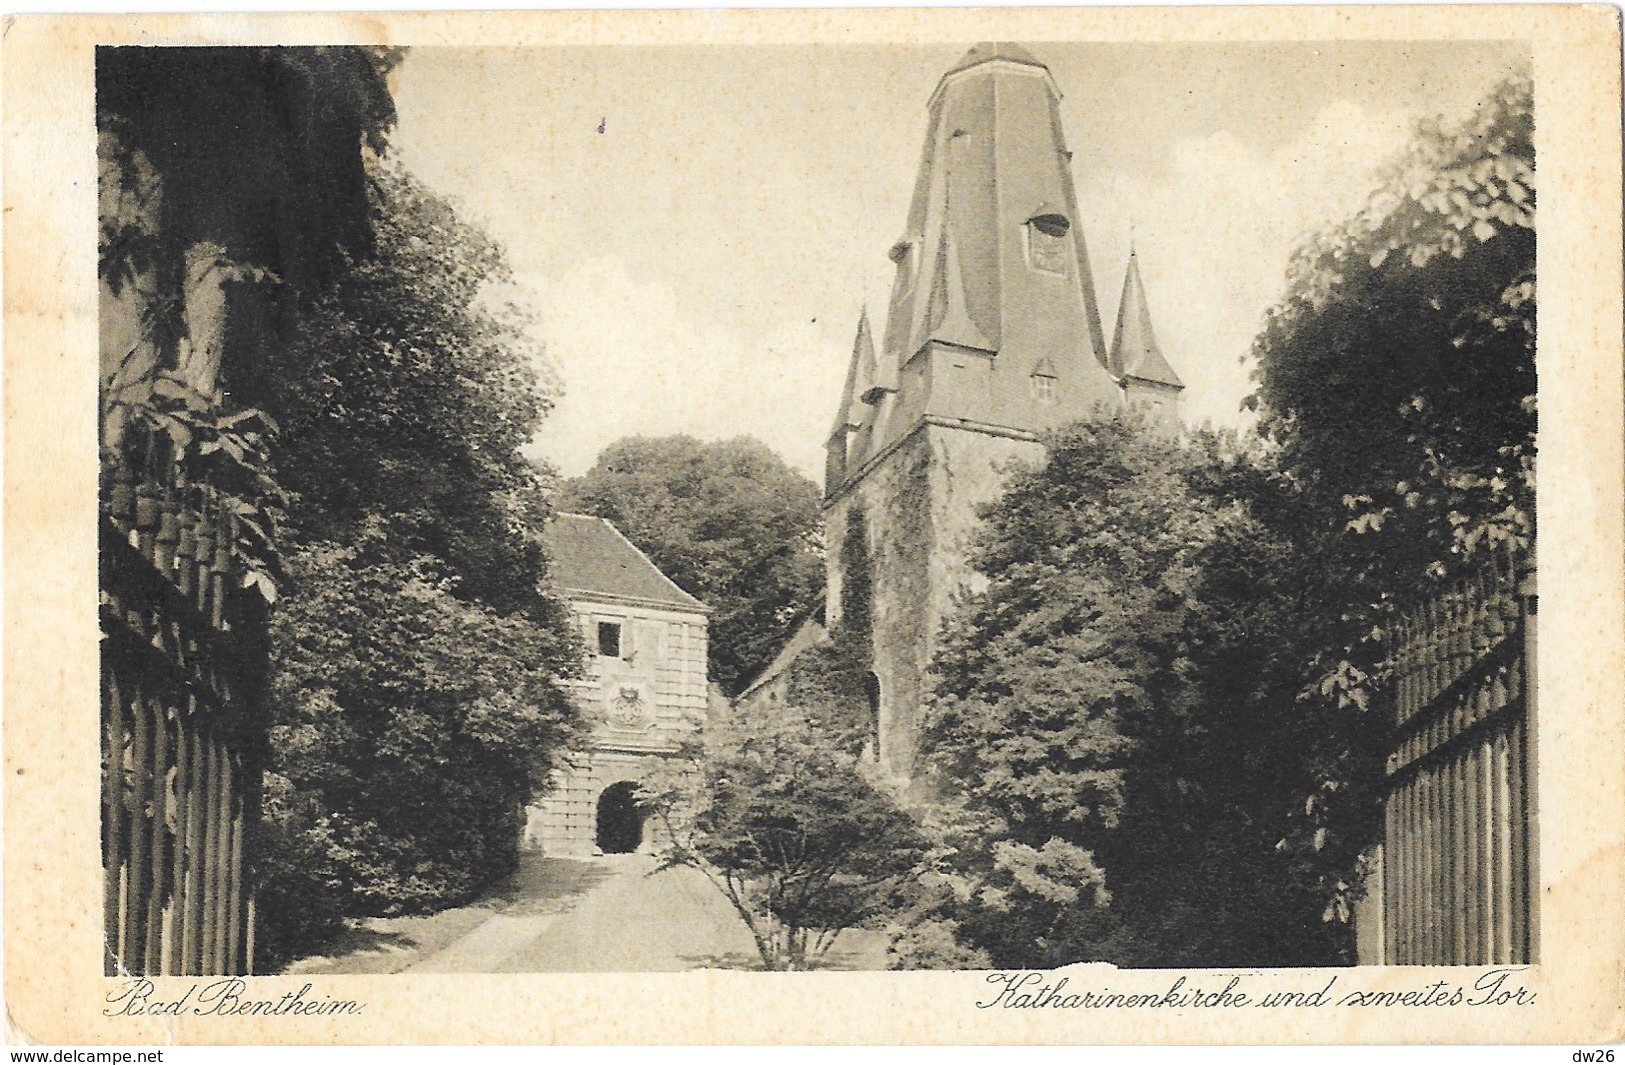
left=531, top=599, right=707, bottom=857
left=825, top=422, right=1044, bottom=782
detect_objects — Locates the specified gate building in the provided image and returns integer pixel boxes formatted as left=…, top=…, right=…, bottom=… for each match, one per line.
left=530, top=514, right=711, bottom=856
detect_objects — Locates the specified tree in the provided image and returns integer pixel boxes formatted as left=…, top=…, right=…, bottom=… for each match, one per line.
left=1252, top=73, right=1534, bottom=569
left=560, top=436, right=825, bottom=694
left=1246, top=72, right=1535, bottom=910
left=640, top=652, right=926, bottom=971
left=913, top=412, right=1354, bottom=967
left=252, top=164, right=583, bottom=968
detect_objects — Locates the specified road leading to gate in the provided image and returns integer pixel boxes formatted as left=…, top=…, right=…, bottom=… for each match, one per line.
left=485, top=853, right=756, bottom=972
left=488, top=853, right=889, bottom=972
left=293, top=850, right=890, bottom=973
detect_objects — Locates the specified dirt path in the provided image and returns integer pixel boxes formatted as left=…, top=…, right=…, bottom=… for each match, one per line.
left=287, top=851, right=889, bottom=973
left=488, top=853, right=760, bottom=972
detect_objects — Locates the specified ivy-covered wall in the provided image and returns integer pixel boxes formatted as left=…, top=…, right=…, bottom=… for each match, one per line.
left=825, top=423, right=1044, bottom=781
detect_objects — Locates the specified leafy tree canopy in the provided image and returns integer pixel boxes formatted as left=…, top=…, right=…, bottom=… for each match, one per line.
left=98, top=46, right=401, bottom=310
left=1244, top=72, right=1534, bottom=901
left=560, top=436, right=824, bottom=694
left=1251, top=72, right=1533, bottom=574
left=267, top=164, right=568, bottom=619
left=254, top=163, right=582, bottom=967
left=914, top=413, right=1358, bottom=968
left=642, top=680, right=926, bottom=971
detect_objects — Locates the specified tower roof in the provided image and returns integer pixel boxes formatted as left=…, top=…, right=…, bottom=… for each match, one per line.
left=879, top=41, right=1118, bottom=416
left=1109, top=252, right=1184, bottom=389
left=945, top=42, right=1046, bottom=76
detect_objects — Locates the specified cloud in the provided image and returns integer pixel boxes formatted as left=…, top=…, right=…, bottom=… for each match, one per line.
left=524, top=257, right=841, bottom=480
left=1082, top=99, right=1412, bottom=431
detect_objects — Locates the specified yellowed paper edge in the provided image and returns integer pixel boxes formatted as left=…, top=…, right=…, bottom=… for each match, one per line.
left=4, top=6, right=1621, bottom=1046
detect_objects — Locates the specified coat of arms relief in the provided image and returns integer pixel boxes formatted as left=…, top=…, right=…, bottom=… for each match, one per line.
left=603, top=681, right=652, bottom=728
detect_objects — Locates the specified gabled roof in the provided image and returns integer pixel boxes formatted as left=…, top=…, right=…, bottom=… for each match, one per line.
left=1109, top=252, right=1185, bottom=389
left=542, top=513, right=708, bottom=613
left=736, top=608, right=829, bottom=700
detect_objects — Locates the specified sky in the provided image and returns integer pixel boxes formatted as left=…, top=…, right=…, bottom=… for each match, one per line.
left=389, top=41, right=1526, bottom=480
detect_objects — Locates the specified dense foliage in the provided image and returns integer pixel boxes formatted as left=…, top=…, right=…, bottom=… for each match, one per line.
left=560, top=436, right=825, bottom=694
left=627, top=489, right=910, bottom=970
left=1246, top=72, right=1535, bottom=907
left=253, top=166, right=582, bottom=968
left=98, top=47, right=400, bottom=372
left=779, top=634, right=875, bottom=754
left=1252, top=72, right=1534, bottom=569
left=98, top=47, right=403, bottom=594
left=641, top=679, right=926, bottom=970
left=910, top=414, right=1354, bottom=967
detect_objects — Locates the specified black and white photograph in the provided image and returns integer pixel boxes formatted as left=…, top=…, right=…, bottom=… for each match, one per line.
left=5, top=6, right=1622, bottom=1048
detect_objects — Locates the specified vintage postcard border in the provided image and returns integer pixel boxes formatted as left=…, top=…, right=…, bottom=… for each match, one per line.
left=4, top=6, right=1621, bottom=1046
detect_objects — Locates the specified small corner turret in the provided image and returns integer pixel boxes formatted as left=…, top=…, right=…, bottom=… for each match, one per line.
left=1109, top=250, right=1185, bottom=426
left=826, top=308, right=883, bottom=496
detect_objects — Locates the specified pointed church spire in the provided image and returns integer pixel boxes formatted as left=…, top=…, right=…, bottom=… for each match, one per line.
left=830, top=308, right=876, bottom=436
left=826, top=309, right=881, bottom=495
left=1110, top=251, right=1184, bottom=389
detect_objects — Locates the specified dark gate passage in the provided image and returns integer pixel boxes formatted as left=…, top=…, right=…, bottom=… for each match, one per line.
left=595, top=781, right=646, bottom=854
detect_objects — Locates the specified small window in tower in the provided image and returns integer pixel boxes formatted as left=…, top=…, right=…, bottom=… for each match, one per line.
left=1026, top=209, right=1070, bottom=276
left=596, top=621, right=622, bottom=658
left=1031, top=358, right=1059, bottom=404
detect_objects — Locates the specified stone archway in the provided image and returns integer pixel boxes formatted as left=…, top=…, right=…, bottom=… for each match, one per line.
left=595, top=780, right=647, bottom=854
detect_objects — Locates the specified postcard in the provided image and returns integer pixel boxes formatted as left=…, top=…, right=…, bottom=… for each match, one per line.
left=4, top=7, right=1621, bottom=1046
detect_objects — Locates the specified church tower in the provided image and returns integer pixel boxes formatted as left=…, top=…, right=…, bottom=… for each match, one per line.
left=824, top=43, right=1127, bottom=783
